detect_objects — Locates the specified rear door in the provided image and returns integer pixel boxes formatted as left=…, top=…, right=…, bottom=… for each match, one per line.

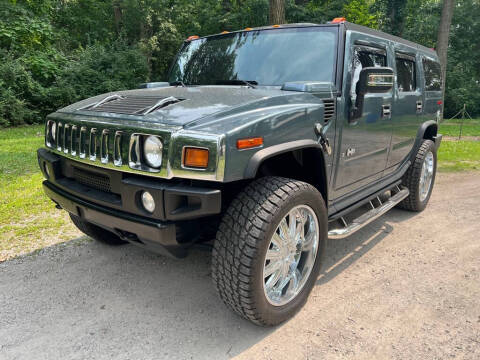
left=386, top=50, right=422, bottom=169
left=421, top=56, right=443, bottom=122
left=334, top=39, right=393, bottom=195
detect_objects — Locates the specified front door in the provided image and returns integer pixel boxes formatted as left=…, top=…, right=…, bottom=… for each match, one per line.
left=334, top=41, right=393, bottom=195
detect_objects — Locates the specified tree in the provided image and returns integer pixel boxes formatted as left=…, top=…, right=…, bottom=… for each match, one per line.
left=436, top=0, right=455, bottom=97
left=269, top=0, right=285, bottom=25
left=342, top=0, right=379, bottom=29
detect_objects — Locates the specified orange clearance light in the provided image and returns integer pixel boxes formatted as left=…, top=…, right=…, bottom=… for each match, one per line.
left=186, top=35, right=199, bottom=41
left=237, top=137, right=263, bottom=150
left=244, top=27, right=253, bottom=31
left=183, top=147, right=209, bottom=168
left=221, top=31, right=229, bottom=34
left=273, top=24, right=281, bottom=28
left=332, top=17, right=346, bottom=23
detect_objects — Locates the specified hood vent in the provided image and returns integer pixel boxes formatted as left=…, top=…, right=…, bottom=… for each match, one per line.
left=81, top=94, right=184, bottom=115
left=322, top=99, right=335, bottom=123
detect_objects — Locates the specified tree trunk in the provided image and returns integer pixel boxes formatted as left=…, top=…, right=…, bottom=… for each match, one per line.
left=269, top=0, right=285, bottom=25
left=113, top=0, right=123, bottom=34
left=436, top=0, right=455, bottom=96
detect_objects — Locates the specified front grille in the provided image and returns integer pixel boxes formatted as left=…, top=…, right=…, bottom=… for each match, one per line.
left=46, top=120, right=124, bottom=168
left=323, top=99, right=336, bottom=123
left=72, top=167, right=112, bottom=193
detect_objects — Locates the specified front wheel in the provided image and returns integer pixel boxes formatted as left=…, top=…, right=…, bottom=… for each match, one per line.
left=398, top=139, right=437, bottom=212
left=211, top=177, right=327, bottom=326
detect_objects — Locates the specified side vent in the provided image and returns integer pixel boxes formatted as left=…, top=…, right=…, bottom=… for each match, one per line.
left=322, top=99, right=335, bottom=123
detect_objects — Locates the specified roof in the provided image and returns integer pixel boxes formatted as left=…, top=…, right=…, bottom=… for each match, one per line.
left=190, top=21, right=437, bottom=57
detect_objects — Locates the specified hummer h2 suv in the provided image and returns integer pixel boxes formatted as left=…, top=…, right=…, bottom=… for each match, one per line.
left=38, top=20, right=443, bottom=326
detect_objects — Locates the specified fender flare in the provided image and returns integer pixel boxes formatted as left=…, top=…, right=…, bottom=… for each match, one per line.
left=244, top=139, right=329, bottom=201
left=411, top=120, right=439, bottom=156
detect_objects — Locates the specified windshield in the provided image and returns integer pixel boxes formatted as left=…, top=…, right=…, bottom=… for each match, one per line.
left=168, top=27, right=338, bottom=86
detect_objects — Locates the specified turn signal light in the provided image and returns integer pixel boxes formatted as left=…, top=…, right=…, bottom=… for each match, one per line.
left=332, top=17, right=346, bottom=23
left=237, top=137, right=263, bottom=150
left=183, top=147, right=209, bottom=168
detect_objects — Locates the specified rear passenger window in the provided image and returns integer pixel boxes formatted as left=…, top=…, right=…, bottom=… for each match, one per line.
left=351, top=47, right=387, bottom=95
left=423, top=58, right=442, bottom=91
left=396, top=56, right=416, bottom=92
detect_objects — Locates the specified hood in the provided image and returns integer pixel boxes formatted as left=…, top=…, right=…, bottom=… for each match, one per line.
left=58, top=86, right=296, bottom=127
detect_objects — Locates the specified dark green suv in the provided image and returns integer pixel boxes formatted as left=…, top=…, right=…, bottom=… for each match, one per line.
left=38, top=20, right=443, bottom=326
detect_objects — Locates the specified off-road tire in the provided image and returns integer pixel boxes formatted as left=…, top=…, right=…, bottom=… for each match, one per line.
left=70, top=214, right=128, bottom=245
left=211, top=176, right=327, bottom=326
left=398, top=139, right=437, bottom=212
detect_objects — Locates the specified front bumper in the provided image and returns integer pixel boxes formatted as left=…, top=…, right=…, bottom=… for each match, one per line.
left=434, top=134, right=443, bottom=151
left=38, top=148, right=222, bottom=258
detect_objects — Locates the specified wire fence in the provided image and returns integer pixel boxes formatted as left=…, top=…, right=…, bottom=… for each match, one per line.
left=441, top=104, right=478, bottom=140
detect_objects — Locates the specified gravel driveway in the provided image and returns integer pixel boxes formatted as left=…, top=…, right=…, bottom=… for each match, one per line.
left=1, top=172, right=479, bottom=360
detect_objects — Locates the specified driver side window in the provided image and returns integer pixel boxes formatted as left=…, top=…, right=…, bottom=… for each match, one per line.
left=351, top=47, right=387, bottom=95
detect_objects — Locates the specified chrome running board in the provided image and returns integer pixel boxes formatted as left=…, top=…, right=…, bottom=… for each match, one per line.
left=328, top=186, right=409, bottom=239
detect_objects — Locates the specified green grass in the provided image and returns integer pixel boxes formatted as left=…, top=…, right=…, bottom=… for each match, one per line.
left=439, top=118, right=480, bottom=138
left=0, top=125, right=80, bottom=262
left=437, top=140, right=480, bottom=172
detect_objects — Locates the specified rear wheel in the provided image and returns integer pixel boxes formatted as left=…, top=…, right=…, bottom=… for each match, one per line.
left=211, top=177, right=327, bottom=326
left=398, top=139, right=437, bottom=212
left=70, top=214, right=127, bottom=245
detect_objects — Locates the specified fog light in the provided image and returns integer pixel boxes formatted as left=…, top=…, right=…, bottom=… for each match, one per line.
left=141, top=191, right=155, bottom=213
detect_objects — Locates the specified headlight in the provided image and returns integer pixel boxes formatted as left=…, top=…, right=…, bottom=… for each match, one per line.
left=143, top=135, right=163, bottom=168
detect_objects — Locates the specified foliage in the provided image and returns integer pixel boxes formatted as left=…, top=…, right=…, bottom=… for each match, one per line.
left=0, top=0, right=479, bottom=127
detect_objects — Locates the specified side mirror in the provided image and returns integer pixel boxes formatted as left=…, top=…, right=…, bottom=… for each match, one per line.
left=357, top=67, right=394, bottom=95
left=350, top=67, right=394, bottom=122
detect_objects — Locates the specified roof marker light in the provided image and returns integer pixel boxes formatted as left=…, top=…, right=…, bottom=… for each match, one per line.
left=273, top=24, right=281, bottom=28
left=331, top=17, right=346, bottom=23
left=244, top=27, right=253, bottom=31
left=186, top=35, right=199, bottom=41
left=221, top=31, right=229, bottom=34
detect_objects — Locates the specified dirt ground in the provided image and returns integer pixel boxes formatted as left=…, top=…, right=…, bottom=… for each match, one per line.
left=0, top=172, right=479, bottom=360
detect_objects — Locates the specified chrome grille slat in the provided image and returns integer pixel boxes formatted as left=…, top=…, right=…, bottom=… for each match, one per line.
left=114, top=131, right=123, bottom=166
left=89, top=128, right=97, bottom=161
left=57, top=123, right=63, bottom=151
left=63, top=124, right=70, bottom=154
left=79, top=126, right=87, bottom=159
left=71, top=125, right=78, bottom=156
left=100, top=129, right=109, bottom=164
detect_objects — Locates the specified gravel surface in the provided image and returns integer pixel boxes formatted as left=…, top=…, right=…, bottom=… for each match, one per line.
left=0, top=172, right=479, bottom=360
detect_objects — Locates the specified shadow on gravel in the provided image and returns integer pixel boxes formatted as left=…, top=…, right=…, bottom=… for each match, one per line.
left=0, top=237, right=272, bottom=360
left=317, top=209, right=416, bottom=286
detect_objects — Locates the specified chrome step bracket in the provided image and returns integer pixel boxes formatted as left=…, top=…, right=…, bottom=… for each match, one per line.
left=328, top=187, right=409, bottom=239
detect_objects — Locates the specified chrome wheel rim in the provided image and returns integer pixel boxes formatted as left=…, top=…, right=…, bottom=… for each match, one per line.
left=263, top=205, right=319, bottom=306
left=419, top=151, right=434, bottom=202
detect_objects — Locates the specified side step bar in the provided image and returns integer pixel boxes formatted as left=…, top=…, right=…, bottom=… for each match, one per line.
left=328, top=187, right=409, bottom=239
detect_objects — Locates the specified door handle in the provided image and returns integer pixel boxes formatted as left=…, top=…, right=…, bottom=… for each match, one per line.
left=382, top=104, right=391, bottom=118
left=416, top=101, right=423, bottom=113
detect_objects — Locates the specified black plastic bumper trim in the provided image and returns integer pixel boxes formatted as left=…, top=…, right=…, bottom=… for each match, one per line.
left=43, top=181, right=186, bottom=258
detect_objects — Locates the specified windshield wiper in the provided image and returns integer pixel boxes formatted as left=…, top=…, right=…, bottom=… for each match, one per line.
left=170, top=81, right=187, bottom=87
left=215, top=79, right=258, bottom=88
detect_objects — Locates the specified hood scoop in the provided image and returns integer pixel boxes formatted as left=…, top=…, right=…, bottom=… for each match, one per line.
left=81, top=94, right=184, bottom=115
